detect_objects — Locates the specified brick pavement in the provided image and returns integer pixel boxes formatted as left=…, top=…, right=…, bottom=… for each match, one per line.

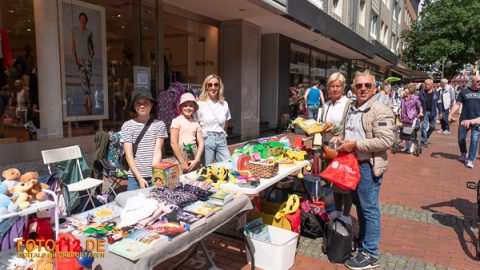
left=157, top=120, right=480, bottom=270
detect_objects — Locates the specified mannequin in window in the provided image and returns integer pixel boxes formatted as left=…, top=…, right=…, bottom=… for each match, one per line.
left=12, top=44, right=38, bottom=120
left=15, top=80, right=29, bottom=124
left=72, top=12, right=95, bottom=115
left=0, top=29, right=12, bottom=88
left=0, top=85, right=11, bottom=137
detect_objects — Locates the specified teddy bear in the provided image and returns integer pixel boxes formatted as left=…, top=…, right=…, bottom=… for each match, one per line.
left=2, top=168, right=21, bottom=190
left=0, top=182, right=20, bottom=215
left=11, top=179, right=36, bottom=209
left=19, top=172, right=49, bottom=201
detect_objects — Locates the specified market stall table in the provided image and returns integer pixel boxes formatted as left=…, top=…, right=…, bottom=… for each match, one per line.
left=76, top=188, right=253, bottom=270
left=180, top=160, right=309, bottom=195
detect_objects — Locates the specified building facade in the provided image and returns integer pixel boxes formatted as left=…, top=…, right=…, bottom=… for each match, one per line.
left=0, top=0, right=420, bottom=164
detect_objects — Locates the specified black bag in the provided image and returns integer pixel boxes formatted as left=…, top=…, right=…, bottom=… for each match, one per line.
left=120, top=118, right=153, bottom=170
left=322, top=218, right=352, bottom=263
left=300, top=207, right=326, bottom=238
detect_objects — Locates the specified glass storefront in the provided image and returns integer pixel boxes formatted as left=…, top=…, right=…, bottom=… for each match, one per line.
left=0, top=1, right=218, bottom=143
left=289, top=42, right=350, bottom=100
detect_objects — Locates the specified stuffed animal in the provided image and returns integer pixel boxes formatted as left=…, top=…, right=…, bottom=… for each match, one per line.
left=19, top=172, right=49, bottom=201
left=0, top=182, right=20, bottom=215
left=12, top=179, right=36, bottom=209
left=2, top=168, right=21, bottom=190
left=196, top=166, right=234, bottom=184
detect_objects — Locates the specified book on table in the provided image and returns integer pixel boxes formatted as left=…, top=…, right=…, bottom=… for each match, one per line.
left=183, top=201, right=222, bottom=217
left=108, top=238, right=154, bottom=261
left=127, top=227, right=167, bottom=245
left=165, top=209, right=206, bottom=231
left=73, top=202, right=122, bottom=224
left=207, top=190, right=234, bottom=206
left=146, top=220, right=187, bottom=240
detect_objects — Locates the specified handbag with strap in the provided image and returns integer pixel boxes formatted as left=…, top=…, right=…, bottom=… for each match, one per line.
left=120, top=118, right=154, bottom=170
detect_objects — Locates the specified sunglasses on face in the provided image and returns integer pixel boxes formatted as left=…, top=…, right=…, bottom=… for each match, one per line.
left=207, top=83, right=219, bottom=88
left=354, top=83, right=373, bottom=89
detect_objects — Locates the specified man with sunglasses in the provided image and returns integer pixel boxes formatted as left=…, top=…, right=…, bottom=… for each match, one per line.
left=337, top=70, right=394, bottom=270
left=419, top=79, right=443, bottom=146
left=448, top=75, right=480, bottom=168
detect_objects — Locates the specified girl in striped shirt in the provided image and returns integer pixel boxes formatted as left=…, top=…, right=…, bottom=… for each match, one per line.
left=121, top=87, right=168, bottom=191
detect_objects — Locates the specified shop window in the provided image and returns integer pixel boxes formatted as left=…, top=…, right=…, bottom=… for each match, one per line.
left=163, top=13, right=218, bottom=86
left=310, top=51, right=327, bottom=87
left=0, top=0, right=37, bottom=142
left=289, top=43, right=310, bottom=88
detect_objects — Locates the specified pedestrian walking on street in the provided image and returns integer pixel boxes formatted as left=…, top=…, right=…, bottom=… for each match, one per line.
left=195, top=74, right=231, bottom=165
left=304, top=80, right=325, bottom=120
left=419, top=79, right=442, bottom=146
left=448, top=75, right=480, bottom=168
left=399, top=83, right=423, bottom=154
left=437, top=78, right=455, bottom=134
left=337, top=70, right=394, bottom=270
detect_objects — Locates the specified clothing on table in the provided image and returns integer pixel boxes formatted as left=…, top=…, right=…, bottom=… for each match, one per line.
left=118, top=194, right=159, bottom=228
left=157, top=83, right=185, bottom=129
left=120, top=119, right=168, bottom=178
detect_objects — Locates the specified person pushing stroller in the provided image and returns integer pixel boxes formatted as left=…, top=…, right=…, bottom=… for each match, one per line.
left=399, top=83, right=423, bottom=154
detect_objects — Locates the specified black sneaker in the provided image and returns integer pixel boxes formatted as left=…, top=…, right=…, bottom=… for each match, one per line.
left=345, top=251, right=379, bottom=270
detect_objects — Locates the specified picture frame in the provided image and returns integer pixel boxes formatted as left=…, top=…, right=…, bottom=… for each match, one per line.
left=59, top=0, right=108, bottom=121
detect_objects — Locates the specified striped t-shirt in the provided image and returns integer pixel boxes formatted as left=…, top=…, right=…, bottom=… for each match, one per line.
left=120, top=119, right=168, bottom=178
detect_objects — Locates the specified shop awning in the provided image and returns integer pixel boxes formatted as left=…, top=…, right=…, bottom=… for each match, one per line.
left=390, top=67, right=432, bottom=80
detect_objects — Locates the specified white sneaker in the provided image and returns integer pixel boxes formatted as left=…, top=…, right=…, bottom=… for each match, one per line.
left=466, top=160, right=474, bottom=168
left=443, top=130, right=451, bottom=134
left=459, top=153, right=468, bottom=161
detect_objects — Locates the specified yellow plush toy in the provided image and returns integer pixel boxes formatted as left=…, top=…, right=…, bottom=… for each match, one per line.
left=11, top=179, right=36, bottom=209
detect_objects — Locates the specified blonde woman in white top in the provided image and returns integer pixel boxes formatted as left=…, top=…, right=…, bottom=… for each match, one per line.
left=195, top=74, right=231, bottom=165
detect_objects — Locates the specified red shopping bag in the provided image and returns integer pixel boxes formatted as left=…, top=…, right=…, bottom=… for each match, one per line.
left=320, top=153, right=360, bottom=190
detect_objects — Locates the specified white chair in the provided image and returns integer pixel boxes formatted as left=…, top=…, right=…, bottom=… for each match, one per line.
left=41, top=145, right=103, bottom=212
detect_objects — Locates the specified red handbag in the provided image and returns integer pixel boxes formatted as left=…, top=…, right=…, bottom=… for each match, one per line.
left=320, top=153, right=361, bottom=190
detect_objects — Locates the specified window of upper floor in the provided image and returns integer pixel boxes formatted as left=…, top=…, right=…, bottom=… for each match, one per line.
left=307, top=0, right=324, bottom=10
left=391, top=34, right=397, bottom=53
left=359, top=0, right=366, bottom=27
left=393, top=1, right=398, bottom=21
left=370, top=12, right=378, bottom=39
left=332, top=0, right=342, bottom=17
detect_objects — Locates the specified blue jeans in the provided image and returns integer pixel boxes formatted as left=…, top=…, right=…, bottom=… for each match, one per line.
left=307, top=104, right=319, bottom=120
left=440, top=109, right=450, bottom=131
left=458, top=125, right=480, bottom=162
left=420, top=111, right=437, bottom=144
left=203, top=131, right=230, bottom=165
left=352, top=162, right=382, bottom=258
left=127, top=176, right=152, bottom=191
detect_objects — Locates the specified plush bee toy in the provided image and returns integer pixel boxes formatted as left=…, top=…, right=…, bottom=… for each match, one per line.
left=196, top=166, right=234, bottom=184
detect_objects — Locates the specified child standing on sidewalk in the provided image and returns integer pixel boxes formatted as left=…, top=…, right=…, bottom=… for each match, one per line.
left=121, top=87, right=168, bottom=191
left=170, top=93, right=205, bottom=173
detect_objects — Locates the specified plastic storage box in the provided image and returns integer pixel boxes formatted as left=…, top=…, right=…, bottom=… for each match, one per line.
left=245, top=225, right=299, bottom=270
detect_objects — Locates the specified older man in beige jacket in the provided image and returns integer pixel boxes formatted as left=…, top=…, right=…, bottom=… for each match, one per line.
left=338, top=70, right=394, bottom=270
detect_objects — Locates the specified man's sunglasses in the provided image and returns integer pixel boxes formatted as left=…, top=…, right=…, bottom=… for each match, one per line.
left=354, top=83, right=373, bottom=89
left=207, top=83, right=219, bottom=88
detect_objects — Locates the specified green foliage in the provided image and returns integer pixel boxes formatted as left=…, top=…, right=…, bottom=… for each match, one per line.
left=402, top=0, right=480, bottom=78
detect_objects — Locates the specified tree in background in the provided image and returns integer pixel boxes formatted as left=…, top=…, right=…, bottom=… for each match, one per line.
left=402, top=0, right=480, bottom=78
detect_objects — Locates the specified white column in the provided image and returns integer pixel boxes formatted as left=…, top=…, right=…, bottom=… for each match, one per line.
left=33, top=0, right=63, bottom=139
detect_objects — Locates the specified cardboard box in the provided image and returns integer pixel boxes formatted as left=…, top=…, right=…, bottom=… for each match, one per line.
left=152, top=162, right=179, bottom=187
